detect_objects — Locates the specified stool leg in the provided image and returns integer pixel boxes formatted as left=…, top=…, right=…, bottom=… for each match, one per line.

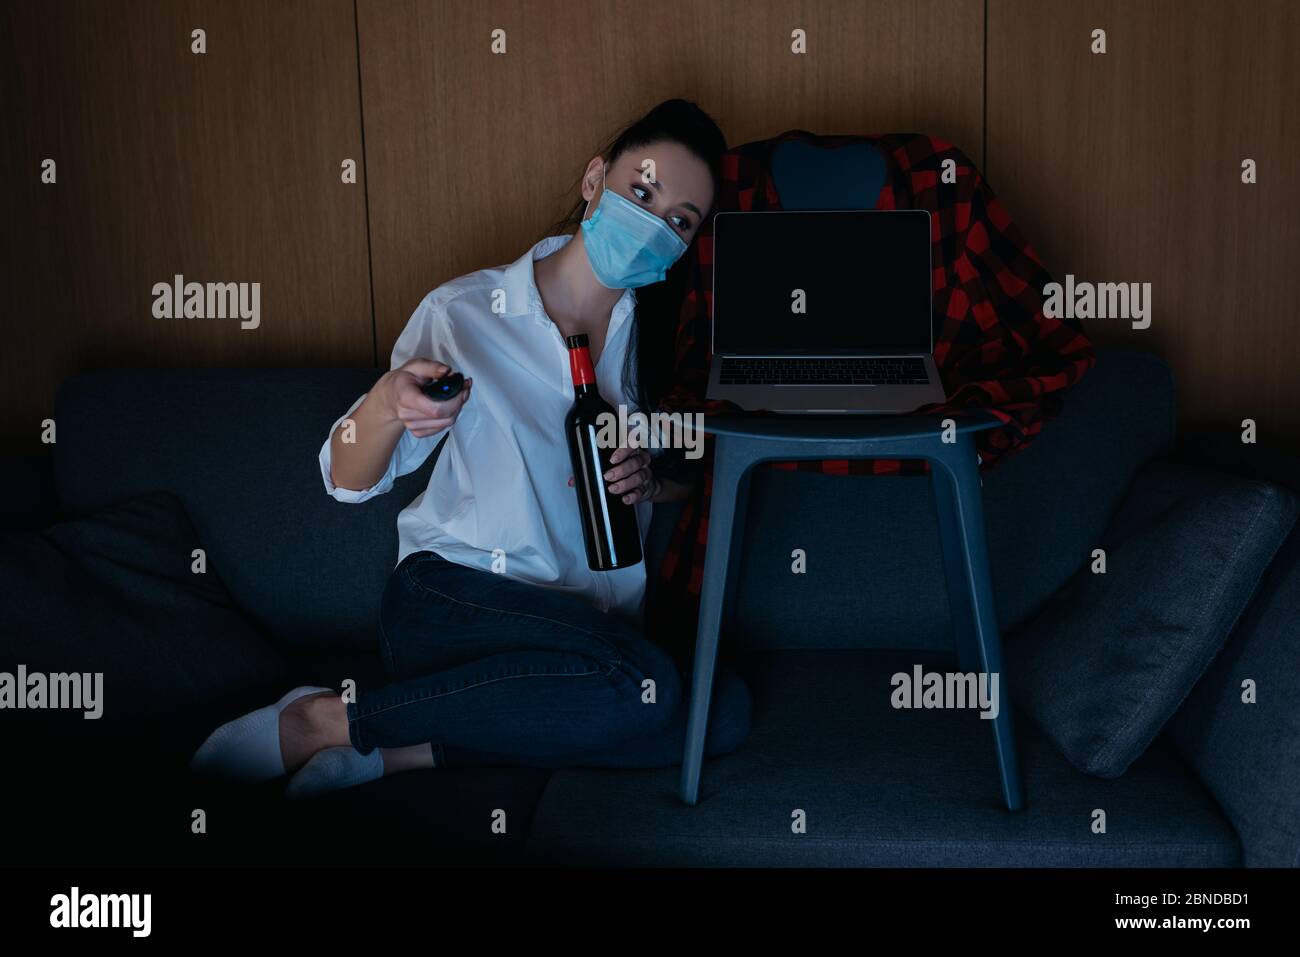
left=931, top=456, right=980, bottom=673
left=680, top=440, right=751, bottom=805
left=931, top=443, right=1025, bottom=812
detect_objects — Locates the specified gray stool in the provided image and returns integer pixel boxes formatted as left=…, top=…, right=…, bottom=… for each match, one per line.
left=679, top=412, right=1026, bottom=811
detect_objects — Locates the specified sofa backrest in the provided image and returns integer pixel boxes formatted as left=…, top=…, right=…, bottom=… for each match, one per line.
left=52, top=351, right=1173, bottom=652
left=54, top=368, right=421, bottom=651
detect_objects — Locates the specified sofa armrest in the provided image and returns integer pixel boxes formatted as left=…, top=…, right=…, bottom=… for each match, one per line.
left=1166, top=437, right=1300, bottom=866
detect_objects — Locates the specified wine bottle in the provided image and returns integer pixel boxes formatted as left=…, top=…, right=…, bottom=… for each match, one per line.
left=564, top=333, right=644, bottom=571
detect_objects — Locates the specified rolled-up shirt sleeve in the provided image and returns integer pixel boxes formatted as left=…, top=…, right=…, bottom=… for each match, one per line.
left=318, top=394, right=399, bottom=502
left=318, top=294, right=451, bottom=503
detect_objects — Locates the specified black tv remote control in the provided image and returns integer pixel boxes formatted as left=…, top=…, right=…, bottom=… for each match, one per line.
left=422, top=371, right=465, bottom=401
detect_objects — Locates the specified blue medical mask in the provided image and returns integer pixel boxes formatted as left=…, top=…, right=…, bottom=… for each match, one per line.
left=580, top=164, right=689, bottom=289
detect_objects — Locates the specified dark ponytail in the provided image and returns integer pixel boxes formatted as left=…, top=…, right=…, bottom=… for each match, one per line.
left=542, top=98, right=726, bottom=414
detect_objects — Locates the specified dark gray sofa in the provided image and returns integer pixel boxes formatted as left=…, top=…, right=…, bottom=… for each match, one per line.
left=5, top=348, right=1296, bottom=866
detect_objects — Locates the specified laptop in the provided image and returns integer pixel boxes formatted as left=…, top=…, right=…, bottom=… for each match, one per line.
left=706, top=209, right=946, bottom=414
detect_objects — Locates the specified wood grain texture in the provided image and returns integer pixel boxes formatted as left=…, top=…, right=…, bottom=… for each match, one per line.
left=15, top=0, right=1290, bottom=457
left=356, top=0, right=983, bottom=353
left=2, top=0, right=372, bottom=454
left=987, top=0, right=1300, bottom=445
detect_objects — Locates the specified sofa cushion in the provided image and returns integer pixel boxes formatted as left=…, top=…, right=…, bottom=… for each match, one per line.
left=0, top=489, right=291, bottom=721
left=525, top=650, right=1240, bottom=866
left=1005, top=462, right=1298, bottom=779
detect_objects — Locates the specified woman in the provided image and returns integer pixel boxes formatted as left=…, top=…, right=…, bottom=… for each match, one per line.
left=191, top=99, right=752, bottom=797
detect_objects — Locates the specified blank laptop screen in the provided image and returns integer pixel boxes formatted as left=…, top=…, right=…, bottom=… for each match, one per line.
left=712, top=210, right=933, bottom=354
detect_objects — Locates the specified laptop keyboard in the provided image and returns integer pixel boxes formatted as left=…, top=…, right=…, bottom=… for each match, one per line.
left=719, top=356, right=930, bottom=385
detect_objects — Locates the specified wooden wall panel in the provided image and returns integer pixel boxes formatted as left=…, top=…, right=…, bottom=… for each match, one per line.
left=2, top=0, right=373, bottom=454
left=19, top=1, right=1293, bottom=458
left=987, top=0, right=1300, bottom=445
left=357, top=0, right=984, bottom=351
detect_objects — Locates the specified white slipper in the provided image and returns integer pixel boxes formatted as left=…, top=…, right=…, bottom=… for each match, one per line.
left=190, top=685, right=333, bottom=782
left=285, top=746, right=385, bottom=800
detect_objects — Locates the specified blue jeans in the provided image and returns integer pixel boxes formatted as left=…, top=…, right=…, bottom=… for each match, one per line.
left=346, top=550, right=752, bottom=769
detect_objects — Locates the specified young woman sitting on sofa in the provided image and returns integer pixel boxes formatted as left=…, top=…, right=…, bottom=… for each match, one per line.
left=189, top=98, right=753, bottom=797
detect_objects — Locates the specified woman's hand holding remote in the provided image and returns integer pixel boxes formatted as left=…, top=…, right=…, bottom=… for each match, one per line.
left=328, top=358, right=472, bottom=493
left=383, top=358, right=473, bottom=438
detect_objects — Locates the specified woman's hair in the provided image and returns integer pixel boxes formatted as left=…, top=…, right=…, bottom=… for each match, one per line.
left=542, top=98, right=727, bottom=414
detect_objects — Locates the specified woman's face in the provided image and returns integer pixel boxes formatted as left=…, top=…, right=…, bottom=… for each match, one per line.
left=581, top=140, right=715, bottom=247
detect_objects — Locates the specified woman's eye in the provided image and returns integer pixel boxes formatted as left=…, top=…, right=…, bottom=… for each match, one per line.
left=631, top=185, right=690, bottom=232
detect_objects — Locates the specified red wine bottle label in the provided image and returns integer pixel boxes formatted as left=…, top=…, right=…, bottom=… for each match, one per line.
left=568, top=345, right=596, bottom=388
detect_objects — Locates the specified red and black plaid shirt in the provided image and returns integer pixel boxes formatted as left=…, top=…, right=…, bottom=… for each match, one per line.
left=654, top=130, right=1095, bottom=602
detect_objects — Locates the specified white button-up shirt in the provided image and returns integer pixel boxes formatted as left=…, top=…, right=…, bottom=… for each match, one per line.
left=319, top=234, right=653, bottom=619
